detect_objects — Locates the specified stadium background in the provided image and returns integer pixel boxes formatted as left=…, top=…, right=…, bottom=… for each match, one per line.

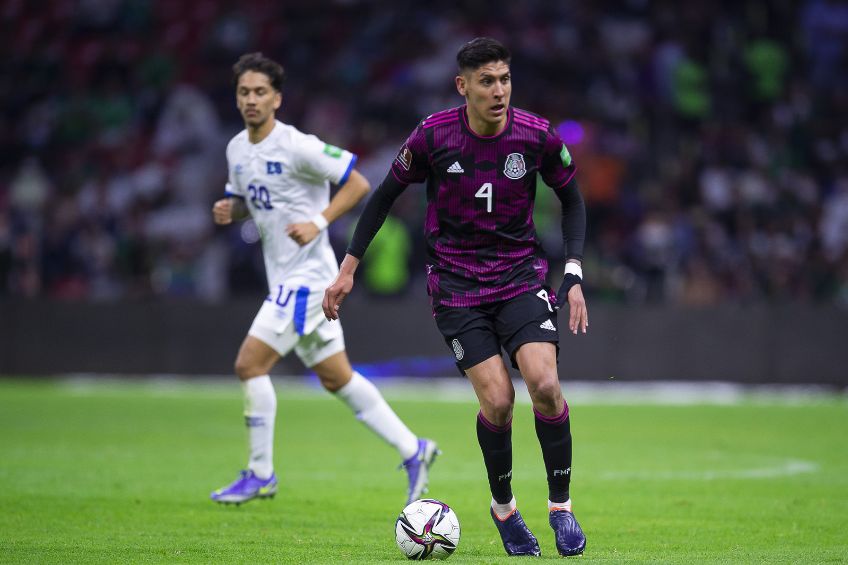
left=1, top=0, right=847, bottom=384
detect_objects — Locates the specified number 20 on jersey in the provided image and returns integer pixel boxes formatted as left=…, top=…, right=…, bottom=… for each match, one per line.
left=248, top=184, right=273, bottom=210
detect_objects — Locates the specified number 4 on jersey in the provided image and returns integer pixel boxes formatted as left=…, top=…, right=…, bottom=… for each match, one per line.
left=475, top=182, right=493, bottom=213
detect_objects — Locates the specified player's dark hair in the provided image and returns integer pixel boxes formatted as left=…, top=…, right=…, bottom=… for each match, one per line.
left=456, top=37, right=511, bottom=72
left=232, top=52, right=285, bottom=92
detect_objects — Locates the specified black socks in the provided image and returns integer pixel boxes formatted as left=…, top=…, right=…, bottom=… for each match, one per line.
left=476, top=412, right=514, bottom=504
left=533, top=401, right=572, bottom=504
left=478, top=402, right=573, bottom=505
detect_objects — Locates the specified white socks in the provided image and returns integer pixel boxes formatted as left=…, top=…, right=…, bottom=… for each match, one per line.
left=492, top=496, right=517, bottom=520
left=241, top=372, right=417, bottom=478
left=243, top=375, right=276, bottom=479
left=335, top=372, right=419, bottom=460
left=492, top=497, right=570, bottom=520
left=548, top=498, right=572, bottom=512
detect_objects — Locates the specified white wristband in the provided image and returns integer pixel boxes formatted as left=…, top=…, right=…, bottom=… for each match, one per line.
left=311, top=213, right=329, bottom=231
left=564, top=262, right=583, bottom=279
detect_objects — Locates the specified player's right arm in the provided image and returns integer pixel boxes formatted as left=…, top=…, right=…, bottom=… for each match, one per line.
left=212, top=174, right=249, bottom=225
left=322, top=170, right=410, bottom=320
left=323, top=126, right=429, bottom=320
left=214, top=140, right=250, bottom=225
left=212, top=196, right=249, bottom=225
left=323, top=254, right=359, bottom=321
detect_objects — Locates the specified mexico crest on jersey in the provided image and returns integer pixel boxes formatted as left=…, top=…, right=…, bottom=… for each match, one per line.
left=504, top=152, right=527, bottom=179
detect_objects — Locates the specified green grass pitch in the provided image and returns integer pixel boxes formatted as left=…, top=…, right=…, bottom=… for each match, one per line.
left=0, top=378, right=846, bottom=563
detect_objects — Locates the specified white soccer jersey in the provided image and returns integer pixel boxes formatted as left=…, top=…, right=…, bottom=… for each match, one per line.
left=224, top=120, right=357, bottom=290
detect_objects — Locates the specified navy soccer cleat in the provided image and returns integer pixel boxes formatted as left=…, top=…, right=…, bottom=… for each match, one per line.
left=549, top=507, right=586, bottom=556
left=210, top=470, right=277, bottom=505
left=402, top=438, right=440, bottom=504
left=490, top=507, right=541, bottom=556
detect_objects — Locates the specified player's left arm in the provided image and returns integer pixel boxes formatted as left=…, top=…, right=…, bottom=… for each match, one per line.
left=540, top=128, right=588, bottom=334
left=552, top=177, right=588, bottom=335
left=286, top=169, right=370, bottom=245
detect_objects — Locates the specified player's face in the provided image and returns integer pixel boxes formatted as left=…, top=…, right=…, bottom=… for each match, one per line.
left=236, top=70, right=282, bottom=128
left=456, top=61, right=512, bottom=133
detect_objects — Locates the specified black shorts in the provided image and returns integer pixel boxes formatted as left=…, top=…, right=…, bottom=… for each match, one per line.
left=433, top=289, right=560, bottom=374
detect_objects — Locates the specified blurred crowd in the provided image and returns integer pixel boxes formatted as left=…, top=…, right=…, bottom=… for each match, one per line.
left=2, top=0, right=847, bottom=306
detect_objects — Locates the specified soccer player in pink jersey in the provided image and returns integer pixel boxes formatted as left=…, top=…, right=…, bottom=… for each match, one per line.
left=324, top=38, right=588, bottom=557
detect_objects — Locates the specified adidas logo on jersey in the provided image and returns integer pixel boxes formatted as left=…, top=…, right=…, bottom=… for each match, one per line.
left=447, top=161, right=464, bottom=173
left=540, top=319, right=556, bottom=331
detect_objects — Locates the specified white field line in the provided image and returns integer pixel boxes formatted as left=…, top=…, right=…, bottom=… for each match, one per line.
left=598, top=458, right=820, bottom=481
left=278, top=458, right=820, bottom=483
left=58, top=375, right=847, bottom=406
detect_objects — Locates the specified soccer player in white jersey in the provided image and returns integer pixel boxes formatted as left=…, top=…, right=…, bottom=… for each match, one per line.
left=210, top=53, right=438, bottom=505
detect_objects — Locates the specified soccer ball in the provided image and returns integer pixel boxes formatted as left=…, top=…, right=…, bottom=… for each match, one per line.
left=395, top=498, right=460, bottom=560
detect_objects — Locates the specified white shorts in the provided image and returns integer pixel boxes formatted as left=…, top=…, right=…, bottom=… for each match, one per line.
left=247, top=283, right=346, bottom=368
